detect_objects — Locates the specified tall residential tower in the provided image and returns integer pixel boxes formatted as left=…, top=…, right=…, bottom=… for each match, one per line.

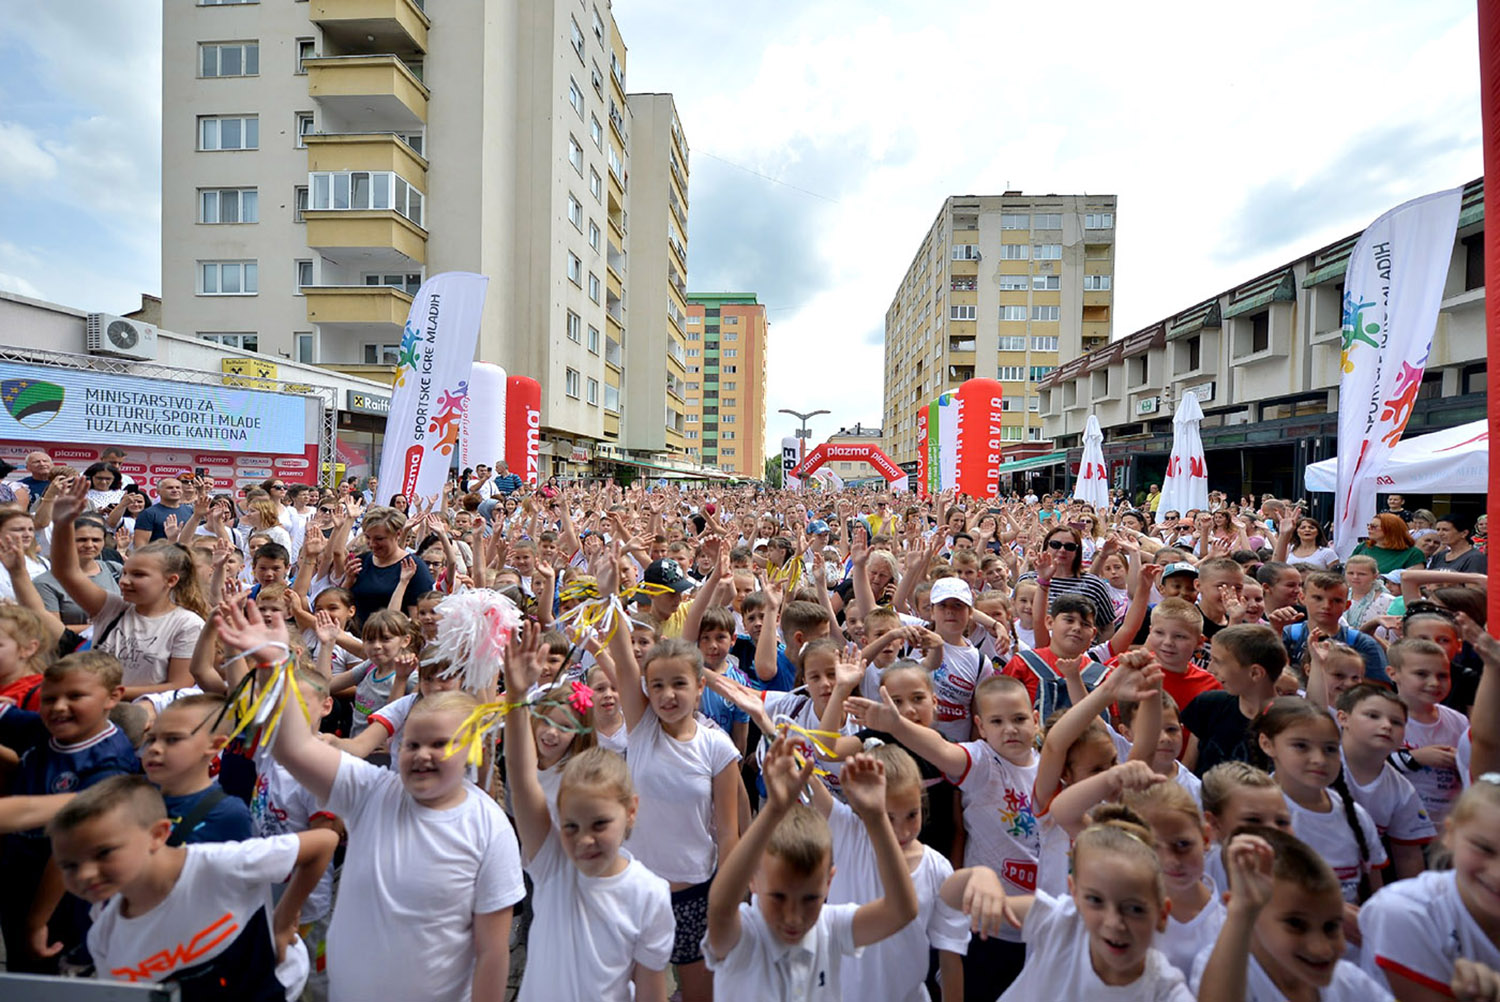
left=685, top=293, right=768, bottom=479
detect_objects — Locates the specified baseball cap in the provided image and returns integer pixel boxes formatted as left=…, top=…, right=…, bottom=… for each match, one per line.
left=929, top=578, right=974, bottom=608
left=807, top=519, right=830, bottom=535
left=644, top=558, right=693, bottom=593
left=1162, top=562, right=1198, bottom=579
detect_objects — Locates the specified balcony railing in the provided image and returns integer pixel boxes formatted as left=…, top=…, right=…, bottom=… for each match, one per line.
left=605, top=338, right=622, bottom=368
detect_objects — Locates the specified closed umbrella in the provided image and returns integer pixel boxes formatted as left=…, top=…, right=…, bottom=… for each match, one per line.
left=1157, top=391, right=1209, bottom=516
left=1075, top=414, right=1110, bottom=509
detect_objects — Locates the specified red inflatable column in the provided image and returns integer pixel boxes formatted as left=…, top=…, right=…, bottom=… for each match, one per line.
left=955, top=378, right=1005, bottom=499
left=504, top=376, right=541, bottom=484
left=1483, top=2, right=1500, bottom=627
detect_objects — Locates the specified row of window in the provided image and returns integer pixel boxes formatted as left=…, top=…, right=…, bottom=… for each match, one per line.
left=201, top=258, right=423, bottom=297
left=308, top=171, right=424, bottom=226
left=564, top=311, right=603, bottom=354
left=998, top=275, right=1062, bottom=290
left=996, top=212, right=1113, bottom=230
left=992, top=336, right=1060, bottom=351
left=952, top=305, right=1062, bottom=322
left=562, top=368, right=602, bottom=407
left=994, top=366, right=1057, bottom=381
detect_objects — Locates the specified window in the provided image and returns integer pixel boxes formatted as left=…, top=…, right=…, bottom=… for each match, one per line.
left=365, top=343, right=401, bottom=365
left=1001, top=213, right=1029, bottom=229
left=1000, top=244, right=1029, bottom=260
left=686, top=348, right=700, bottom=357
left=568, top=193, right=583, bottom=230
left=1028, top=396, right=1040, bottom=411
left=201, top=42, right=258, bottom=77
left=591, top=62, right=604, bottom=96
left=568, top=78, right=585, bottom=118
left=724, top=348, right=737, bottom=358
left=199, top=115, right=258, bottom=150
left=398, top=132, right=424, bottom=156
left=565, top=368, right=581, bottom=398
left=590, top=115, right=603, bottom=149
left=1033, top=213, right=1062, bottom=230
left=953, top=277, right=979, bottom=291
left=1032, top=306, right=1060, bottom=321
left=722, top=431, right=735, bottom=440
left=1033, top=244, right=1062, bottom=260
left=570, top=18, right=585, bottom=60
left=1031, top=336, right=1059, bottom=351
left=998, top=365, right=1025, bottom=381
left=723, top=381, right=736, bottom=390
left=199, top=188, right=257, bottom=223
left=588, top=273, right=600, bottom=303
left=1251, top=312, right=1270, bottom=354
left=199, top=332, right=258, bottom=351
left=1001, top=426, right=1023, bottom=441
left=365, top=273, right=422, bottom=294
left=295, top=259, right=313, bottom=290
left=999, top=275, right=1029, bottom=290
left=1084, top=212, right=1114, bottom=229
left=1028, top=426, right=1042, bottom=440
left=722, top=448, right=736, bottom=457
left=294, top=332, right=314, bottom=363
left=588, top=220, right=600, bottom=251
left=199, top=0, right=255, bottom=5
left=294, top=186, right=309, bottom=222
left=1032, top=275, right=1060, bottom=290
left=295, top=38, right=316, bottom=74
left=566, top=310, right=582, bottom=342
left=592, top=6, right=605, bottom=39
left=724, top=331, right=737, bottom=341
left=567, top=253, right=582, bottom=285
left=1082, top=275, right=1111, bottom=290
left=950, top=305, right=976, bottom=321
left=587, top=378, right=599, bottom=405
left=1000, top=305, right=1027, bottom=321
left=568, top=136, right=584, bottom=174
left=685, top=413, right=698, bottom=422
left=295, top=112, right=314, bottom=147
left=951, top=244, right=980, bottom=260
left=1029, top=365, right=1056, bottom=380
left=590, top=169, right=602, bottom=201
left=308, top=171, right=423, bottom=225
left=997, top=335, right=1026, bottom=351
left=723, top=365, right=737, bottom=374
left=587, top=326, right=600, bottom=353
left=721, top=414, right=735, bottom=424
left=199, top=260, right=258, bottom=295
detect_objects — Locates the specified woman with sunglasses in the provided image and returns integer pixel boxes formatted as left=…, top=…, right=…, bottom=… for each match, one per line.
left=1029, top=524, right=1118, bottom=639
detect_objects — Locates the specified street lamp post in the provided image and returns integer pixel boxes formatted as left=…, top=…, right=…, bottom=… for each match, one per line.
left=778, top=408, right=830, bottom=440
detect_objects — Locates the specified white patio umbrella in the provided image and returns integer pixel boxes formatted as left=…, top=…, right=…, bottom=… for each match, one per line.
left=1157, top=391, right=1209, bottom=516
left=1075, top=414, right=1110, bottom=509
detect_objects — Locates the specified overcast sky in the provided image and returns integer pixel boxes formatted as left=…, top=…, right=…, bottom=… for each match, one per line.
left=0, top=0, right=1482, bottom=462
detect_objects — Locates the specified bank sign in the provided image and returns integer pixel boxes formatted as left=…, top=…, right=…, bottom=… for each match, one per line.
left=0, top=362, right=305, bottom=455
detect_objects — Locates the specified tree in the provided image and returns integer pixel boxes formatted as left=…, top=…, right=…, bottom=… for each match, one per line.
left=763, top=455, right=783, bottom=488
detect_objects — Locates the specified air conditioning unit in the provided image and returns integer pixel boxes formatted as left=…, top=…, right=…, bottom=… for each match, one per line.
left=86, top=313, right=158, bottom=361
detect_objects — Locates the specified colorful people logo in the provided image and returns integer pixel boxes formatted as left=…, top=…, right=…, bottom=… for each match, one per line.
left=394, top=321, right=422, bottom=388
left=1378, top=359, right=1427, bottom=447
left=1339, top=292, right=1381, bottom=374
left=428, top=380, right=469, bottom=456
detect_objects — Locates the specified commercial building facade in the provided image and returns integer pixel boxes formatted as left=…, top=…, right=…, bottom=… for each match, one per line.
left=882, top=192, right=1118, bottom=468
left=1038, top=178, right=1486, bottom=505
left=684, top=294, right=768, bottom=479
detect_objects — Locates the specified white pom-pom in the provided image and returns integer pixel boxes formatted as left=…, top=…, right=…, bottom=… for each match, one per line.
left=425, top=589, right=522, bottom=697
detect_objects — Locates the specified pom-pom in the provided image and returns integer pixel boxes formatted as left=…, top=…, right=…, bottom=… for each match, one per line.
left=426, top=589, right=523, bottom=697
left=567, top=680, right=594, bottom=715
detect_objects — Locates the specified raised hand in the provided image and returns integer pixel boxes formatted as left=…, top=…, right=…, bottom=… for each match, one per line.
left=1105, top=760, right=1168, bottom=798
left=163, top=514, right=180, bottom=539
left=959, top=864, right=1021, bottom=938
left=398, top=555, right=417, bottom=583
left=0, top=534, right=25, bottom=574
left=1222, top=832, right=1275, bottom=915
left=343, top=553, right=363, bottom=586
left=845, top=685, right=902, bottom=732
left=215, top=595, right=291, bottom=666
left=51, top=473, right=89, bottom=527
left=761, top=733, right=816, bottom=812
left=840, top=753, right=889, bottom=818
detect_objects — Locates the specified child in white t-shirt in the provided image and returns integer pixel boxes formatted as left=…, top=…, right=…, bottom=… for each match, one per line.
left=221, top=601, right=527, bottom=1002
left=1124, top=781, right=1226, bottom=979
left=1387, top=638, right=1468, bottom=828
left=703, top=735, right=919, bottom=1002
left=1335, top=683, right=1435, bottom=881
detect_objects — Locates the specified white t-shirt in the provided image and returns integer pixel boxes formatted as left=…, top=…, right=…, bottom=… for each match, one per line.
left=1107, top=728, right=1203, bottom=805
left=1000, top=891, right=1194, bottom=1002
left=88, top=835, right=309, bottom=1001
left=703, top=900, right=862, bottom=1002
left=596, top=719, right=628, bottom=755
left=518, top=831, right=674, bottom=1002
left=1362, top=870, right=1500, bottom=993
left=1401, top=703, right=1468, bottom=826
left=323, top=754, right=526, bottom=1002
left=1191, top=948, right=1391, bottom=1002
left=930, top=641, right=987, bottom=741
left=1340, top=752, right=1436, bottom=845
left=826, top=800, right=969, bottom=1002
left=91, top=592, right=204, bottom=687
left=953, top=739, right=1040, bottom=942
left=1285, top=546, right=1340, bottom=570
left=1283, top=789, right=1387, bottom=902
left=1157, top=878, right=1225, bottom=979
left=625, top=706, right=741, bottom=884
left=250, top=759, right=336, bottom=922
left=349, top=659, right=399, bottom=736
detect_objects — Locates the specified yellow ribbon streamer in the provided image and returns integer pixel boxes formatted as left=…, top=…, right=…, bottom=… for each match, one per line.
left=443, top=693, right=597, bottom=766
left=774, top=717, right=844, bottom=778
left=224, top=658, right=312, bottom=756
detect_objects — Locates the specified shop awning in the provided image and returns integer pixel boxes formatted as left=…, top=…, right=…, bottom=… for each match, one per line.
left=996, top=452, right=1068, bottom=474
left=603, top=456, right=736, bottom=480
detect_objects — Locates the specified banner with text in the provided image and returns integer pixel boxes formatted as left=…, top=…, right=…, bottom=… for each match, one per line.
left=0, top=362, right=304, bottom=454
left=1333, top=188, right=1462, bottom=558
left=378, top=272, right=489, bottom=503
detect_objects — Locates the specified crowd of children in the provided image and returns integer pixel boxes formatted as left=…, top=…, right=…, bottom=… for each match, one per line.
left=0, top=468, right=1498, bottom=1001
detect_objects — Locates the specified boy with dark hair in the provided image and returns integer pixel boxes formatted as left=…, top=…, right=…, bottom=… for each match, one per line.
left=755, top=588, right=833, bottom=693
left=1282, top=571, right=1389, bottom=684
left=139, top=693, right=252, bottom=845
left=1182, top=623, right=1287, bottom=776
left=251, top=542, right=292, bottom=596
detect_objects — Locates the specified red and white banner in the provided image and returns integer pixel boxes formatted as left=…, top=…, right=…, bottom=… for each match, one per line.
left=504, top=376, right=541, bottom=484
left=954, top=378, right=1004, bottom=499
left=1158, top=391, right=1209, bottom=517
left=1333, top=188, right=1463, bottom=558
left=378, top=272, right=488, bottom=504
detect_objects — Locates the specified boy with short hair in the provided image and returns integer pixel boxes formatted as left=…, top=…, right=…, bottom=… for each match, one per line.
left=1195, top=556, right=1246, bottom=640
left=703, top=737, right=918, bottom=1001
left=1386, top=637, right=1467, bottom=828
left=0, top=651, right=140, bottom=972
left=1142, top=598, right=1222, bottom=713
left=1282, top=571, right=1389, bottom=683
left=51, top=775, right=337, bottom=1001
left=139, top=693, right=252, bottom=845
left=251, top=542, right=292, bottom=594
left=755, top=592, right=832, bottom=692
left=1181, top=623, right=1287, bottom=776
left=857, top=606, right=908, bottom=699
left=1158, top=561, right=1200, bottom=604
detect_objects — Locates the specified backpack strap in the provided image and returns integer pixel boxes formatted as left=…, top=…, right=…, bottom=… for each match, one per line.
left=91, top=607, right=129, bottom=651
left=1017, top=649, right=1065, bottom=720
left=167, top=787, right=228, bottom=847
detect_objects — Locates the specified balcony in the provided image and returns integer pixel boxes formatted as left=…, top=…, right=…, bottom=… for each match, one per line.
left=303, top=284, right=413, bottom=339
left=305, top=55, right=428, bottom=131
left=605, top=337, right=622, bottom=370
left=668, top=340, right=686, bottom=367
left=607, top=242, right=626, bottom=280
left=305, top=132, right=427, bottom=189
left=948, top=337, right=976, bottom=353
left=310, top=0, right=429, bottom=55
left=305, top=210, right=426, bottom=266
left=606, top=289, right=625, bottom=326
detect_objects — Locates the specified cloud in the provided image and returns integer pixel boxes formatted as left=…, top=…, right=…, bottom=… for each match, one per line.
left=0, top=271, right=44, bottom=299
left=0, top=122, right=57, bottom=181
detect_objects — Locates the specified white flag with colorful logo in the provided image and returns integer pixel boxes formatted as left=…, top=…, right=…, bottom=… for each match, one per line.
left=1333, top=188, right=1462, bottom=558
left=378, top=272, right=489, bottom=504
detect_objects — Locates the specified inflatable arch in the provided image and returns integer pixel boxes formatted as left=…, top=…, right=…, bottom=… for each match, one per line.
left=791, top=442, right=909, bottom=491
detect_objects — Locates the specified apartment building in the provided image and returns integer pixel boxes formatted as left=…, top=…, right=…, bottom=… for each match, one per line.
left=882, top=193, right=1118, bottom=468
left=684, top=294, right=768, bottom=479
left=1037, top=178, right=1486, bottom=503
left=161, top=0, right=691, bottom=480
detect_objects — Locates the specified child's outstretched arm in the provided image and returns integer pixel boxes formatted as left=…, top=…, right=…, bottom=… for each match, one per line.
left=1106, top=562, right=1162, bottom=657
left=706, top=735, right=815, bottom=961
left=502, top=622, right=552, bottom=863
left=845, top=754, right=920, bottom=947
left=272, top=829, right=340, bottom=963
left=940, top=864, right=1032, bottom=940
left=1035, top=655, right=1160, bottom=813
left=753, top=578, right=785, bottom=683
left=1459, top=613, right=1500, bottom=778
left=845, top=685, right=968, bottom=779
left=681, top=536, right=726, bottom=645
left=1049, top=760, right=1167, bottom=837
left=1126, top=660, right=1163, bottom=765
left=1196, top=833, right=1275, bottom=1002
left=218, top=600, right=343, bottom=804
left=817, top=646, right=865, bottom=736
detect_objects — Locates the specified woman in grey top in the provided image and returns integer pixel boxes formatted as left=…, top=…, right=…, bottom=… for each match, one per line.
left=33, top=515, right=120, bottom=625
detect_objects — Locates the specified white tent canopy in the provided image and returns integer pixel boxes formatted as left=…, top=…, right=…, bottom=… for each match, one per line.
left=1306, top=419, right=1488, bottom=493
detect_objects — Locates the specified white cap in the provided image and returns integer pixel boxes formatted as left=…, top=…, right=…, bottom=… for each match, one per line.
left=929, top=578, right=974, bottom=608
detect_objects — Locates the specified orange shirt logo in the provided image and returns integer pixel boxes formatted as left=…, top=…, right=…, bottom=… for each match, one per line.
left=111, top=913, right=239, bottom=981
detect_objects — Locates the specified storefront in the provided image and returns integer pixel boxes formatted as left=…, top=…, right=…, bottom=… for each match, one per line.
left=337, top=388, right=391, bottom=488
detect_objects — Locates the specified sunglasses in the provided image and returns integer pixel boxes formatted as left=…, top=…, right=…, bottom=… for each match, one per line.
left=1047, top=539, right=1079, bottom=552
left=318, top=507, right=335, bottom=514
